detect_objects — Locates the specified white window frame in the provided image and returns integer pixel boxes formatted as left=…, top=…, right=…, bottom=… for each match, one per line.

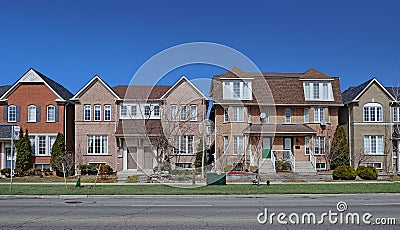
left=262, top=108, right=269, bottom=123
left=363, top=103, right=383, bottom=122
left=47, top=105, right=55, bottom=122
left=87, top=135, right=108, bottom=155
left=94, top=104, right=101, bottom=121
left=314, top=107, right=325, bottom=123
left=130, top=105, right=137, bottom=117
left=364, top=135, right=384, bottom=155
left=285, top=108, right=291, bottom=124
left=303, top=82, right=333, bottom=101
left=305, top=136, right=310, bottom=155
left=120, top=105, right=128, bottom=117
left=190, top=105, right=197, bottom=121
left=314, top=136, right=325, bottom=155
left=316, top=162, right=326, bottom=170
left=393, top=107, right=400, bottom=122
left=30, top=134, right=57, bottom=156
left=153, top=105, right=160, bottom=117
left=104, top=105, right=111, bottom=121
left=174, top=135, right=194, bottom=155
left=304, top=108, right=310, bottom=123
left=180, top=105, right=187, bottom=121
left=223, top=80, right=252, bottom=100
left=365, top=162, right=383, bottom=170
left=233, top=107, right=244, bottom=122
left=304, top=82, right=310, bottom=100
left=233, top=136, right=244, bottom=155
left=28, top=105, right=36, bottom=122
left=223, top=136, right=229, bottom=154
left=84, top=105, right=91, bottom=121
left=224, top=108, right=229, bottom=123
left=8, top=105, right=17, bottom=122
left=171, top=105, right=178, bottom=121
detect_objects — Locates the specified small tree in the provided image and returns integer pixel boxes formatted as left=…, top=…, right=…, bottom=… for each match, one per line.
left=15, top=129, right=32, bottom=175
left=194, top=139, right=205, bottom=169
left=329, top=126, right=350, bottom=170
left=50, top=133, right=65, bottom=175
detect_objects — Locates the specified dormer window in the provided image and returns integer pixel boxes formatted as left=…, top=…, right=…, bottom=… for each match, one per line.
left=303, top=81, right=333, bottom=101
left=223, top=80, right=252, bottom=100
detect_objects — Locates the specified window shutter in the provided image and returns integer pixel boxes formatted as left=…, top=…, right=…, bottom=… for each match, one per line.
left=55, top=106, right=59, bottom=122
left=36, top=106, right=41, bottom=122
left=3, top=105, right=7, bottom=122
left=16, top=106, right=21, bottom=122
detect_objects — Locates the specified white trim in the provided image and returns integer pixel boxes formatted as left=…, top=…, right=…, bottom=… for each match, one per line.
left=350, top=78, right=396, bottom=103
left=71, top=75, right=121, bottom=101
left=160, top=76, right=207, bottom=100
left=0, top=69, right=66, bottom=101
left=352, top=122, right=392, bottom=126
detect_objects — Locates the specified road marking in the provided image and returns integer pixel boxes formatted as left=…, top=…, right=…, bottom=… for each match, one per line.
left=361, top=203, right=400, bottom=206
left=130, top=204, right=213, bottom=207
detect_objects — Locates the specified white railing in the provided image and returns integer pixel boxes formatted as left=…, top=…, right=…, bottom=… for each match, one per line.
left=309, top=150, right=316, bottom=170
left=271, top=150, right=295, bottom=172
left=270, top=150, right=276, bottom=173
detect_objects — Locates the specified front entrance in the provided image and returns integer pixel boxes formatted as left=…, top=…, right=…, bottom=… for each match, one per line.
left=124, top=138, right=154, bottom=171
left=262, top=137, right=271, bottom=158
left=5, top=146, right=15, bottom=169
left=283, top=137, right=293, bottom=160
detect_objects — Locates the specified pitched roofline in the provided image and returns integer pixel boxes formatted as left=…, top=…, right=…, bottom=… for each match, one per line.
left=352, top=78, right=396, bottom=103
left=71, top=75, right=121, bottom=101
left=0, top=68, right=66, bottom=102
left=160, top=76, right=207, bottom=100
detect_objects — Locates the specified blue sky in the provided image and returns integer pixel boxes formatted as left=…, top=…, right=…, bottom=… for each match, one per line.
left=1, top=0, right=400, bottom=95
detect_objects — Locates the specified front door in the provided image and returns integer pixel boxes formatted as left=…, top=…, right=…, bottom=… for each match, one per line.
left=5, top=147, right=16, bottom=169
left=262, top=137, right=271, bottom=158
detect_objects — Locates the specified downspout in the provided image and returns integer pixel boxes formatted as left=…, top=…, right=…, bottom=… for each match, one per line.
left=348, top=105, right=352, bottom=167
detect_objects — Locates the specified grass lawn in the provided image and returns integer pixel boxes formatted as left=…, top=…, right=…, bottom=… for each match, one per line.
left=0, top=183, right=399, bottom=195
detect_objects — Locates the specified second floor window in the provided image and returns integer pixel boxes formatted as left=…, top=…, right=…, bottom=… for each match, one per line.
left=87, top=135, right=108, bottom=155
left=171, top=105, right=178, bottom=121
left=233, top=107, right=244, bottom=122
left=94, top=105, right=101, bottom=121
left=285, top=108, right=291, bottom=123
left=233, top=136, right=244, bottom=155
left=180, top=105, right=187, bottom=121
left=144, top=105, right=151, bottom=117
left=223, top=80, right=252, bottom=100
left=262, top=108, right=269, bottom=123
left=154, top=105, right=160, bottom=117
left=314, top=107, right=325, bottom=123
left=84, top=105, right=91, bottom=121
left=121, top=105, right=128, bottom=117
left=304, top=108, right=310, bottom=123
left=303, top=82, right=333, bottom=101
left=8, top=105, right=18, bottom=122
left=224, top=108, right=229, bottom=122
left=394, top=107, right=400, bottom=122
left=190, top=105, right=197, bottom=121
left=28, top=105, right=37, bottom=122
left=130, top=105, right=137, bottom=116
left=104, top=105, right=111, bottom=121
left=364, top=103, right=383, bottom=122
left=47, top=105, right=55, bottom=122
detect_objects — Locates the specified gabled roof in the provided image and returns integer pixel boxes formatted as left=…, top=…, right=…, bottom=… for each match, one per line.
left=211, top=67, right=343, bottom=105
left=342, top=78, right=395, bottom=104
left=160, top=76, right=207, bottom=100
left=113, top=85, right=171, bottom=100
left=0, top=68, right=73, bottom=102
left=71, top=75, right=121, bottom=101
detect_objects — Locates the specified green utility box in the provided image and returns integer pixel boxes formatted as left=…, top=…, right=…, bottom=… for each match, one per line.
left=262, top=149, right=271, bottom=158
left=206, top=173, right=226, bottom=185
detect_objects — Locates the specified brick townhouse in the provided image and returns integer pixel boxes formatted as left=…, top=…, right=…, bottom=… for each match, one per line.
left=72, top=75, right=208, bottom=177
left=210, top=67, right=343, bottom=175
left=341, top=78, right=400, bottom=175
left=0, top=68, right=74, bottom=170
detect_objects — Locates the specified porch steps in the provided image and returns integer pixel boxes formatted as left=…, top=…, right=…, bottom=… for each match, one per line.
left=295, top=161, right=317, bottom=174
left=258, top=159, right=275, bottom=175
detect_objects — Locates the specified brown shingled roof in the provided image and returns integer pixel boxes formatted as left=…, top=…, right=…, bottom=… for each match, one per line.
left=112, top=85, right=171, bottom=100
left=210, top=67, right=343, bottom=105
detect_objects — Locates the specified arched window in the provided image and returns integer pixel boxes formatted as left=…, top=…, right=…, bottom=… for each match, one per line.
left=363, top=103, right=383, bottom=122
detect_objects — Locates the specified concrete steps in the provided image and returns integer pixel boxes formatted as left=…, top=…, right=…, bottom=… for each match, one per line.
left=259, top=159, right=275, bottom=175
left=295, top=161, right=317, bottom=174
left=117, top=171, right=151, bottom=183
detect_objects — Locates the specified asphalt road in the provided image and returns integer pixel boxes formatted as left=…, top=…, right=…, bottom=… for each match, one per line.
left=0, top=194, right=399, bottom=229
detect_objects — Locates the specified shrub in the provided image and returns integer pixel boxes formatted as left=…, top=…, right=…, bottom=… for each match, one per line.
left=333, top=165, right=357, bottom=180
left=99, top=164, right=114, bottom=175
left=249, top=166, right=258, bottom=173
left=275, top=160, right=291, bottom=171
left=1, top=168, right=11, bottom=178
left=126, top=175, right=139, bottom=183
left=357, top=166, right=378, bottom=180
left=79, top=164, right=97, bottom=175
